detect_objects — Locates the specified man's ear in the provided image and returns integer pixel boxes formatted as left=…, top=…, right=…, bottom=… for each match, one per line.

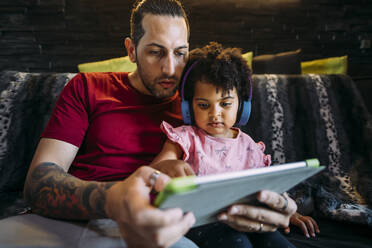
left=125, top=37, right=136, bottom=63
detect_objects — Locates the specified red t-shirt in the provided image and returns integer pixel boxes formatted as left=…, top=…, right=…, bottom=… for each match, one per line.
left=42, top=72, right=183, bottom=181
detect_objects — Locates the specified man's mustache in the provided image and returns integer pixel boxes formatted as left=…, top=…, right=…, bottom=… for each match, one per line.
left=156, top=74, right=179, bottom=82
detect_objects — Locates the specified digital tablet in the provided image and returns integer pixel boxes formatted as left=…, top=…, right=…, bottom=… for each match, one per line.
left=154, top=159, right=324, bottom=227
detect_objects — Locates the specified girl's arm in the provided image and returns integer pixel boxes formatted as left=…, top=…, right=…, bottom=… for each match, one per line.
left=150, top=139, right=195, bottom=177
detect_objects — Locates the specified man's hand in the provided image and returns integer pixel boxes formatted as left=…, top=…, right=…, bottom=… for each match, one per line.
left=105, top=166, right=195, bottom=248
left=284, top=212, right=320, bottom=238
left=217, top=191, right=297, bottom=233
left=150, top=159, right=195, bottom=178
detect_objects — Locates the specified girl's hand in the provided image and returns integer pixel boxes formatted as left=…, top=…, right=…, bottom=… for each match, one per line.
left=284, top=212, right=320, bottom=238
left=150, top=160, right=195, bottom=178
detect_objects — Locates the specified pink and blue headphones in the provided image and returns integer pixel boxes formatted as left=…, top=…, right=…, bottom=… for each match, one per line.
left=180, top=60, right=252, bottom=126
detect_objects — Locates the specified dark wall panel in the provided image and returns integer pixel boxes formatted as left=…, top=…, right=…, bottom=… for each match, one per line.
left=0, top=0, right=371, bottom=76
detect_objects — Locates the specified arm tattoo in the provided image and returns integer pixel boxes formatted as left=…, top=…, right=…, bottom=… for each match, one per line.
left=24, top=162, right=115, bottom=220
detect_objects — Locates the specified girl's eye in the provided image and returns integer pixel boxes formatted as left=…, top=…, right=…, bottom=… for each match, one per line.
left=197, top=103, right=209, bottom=109
left=221, top=102, right=232, bottom=107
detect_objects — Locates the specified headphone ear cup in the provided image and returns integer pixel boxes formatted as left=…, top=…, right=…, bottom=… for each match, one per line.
left=181, top=100, right=192, bottom=125
left=237, top=100, right=251, bottom=126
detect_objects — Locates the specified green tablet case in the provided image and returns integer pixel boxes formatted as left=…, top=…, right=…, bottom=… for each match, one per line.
left=155, top=159, right=324, bottom=227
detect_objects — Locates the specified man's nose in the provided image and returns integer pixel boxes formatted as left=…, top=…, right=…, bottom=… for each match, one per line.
left=161, top=54, right=176, bottom=76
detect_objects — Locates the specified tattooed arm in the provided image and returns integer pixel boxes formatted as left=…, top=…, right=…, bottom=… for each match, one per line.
left=23, top=138, right=195, bottom=247
left=24, top=162, right=114, bottom=219
left=23, top=138, right=113, bottom=219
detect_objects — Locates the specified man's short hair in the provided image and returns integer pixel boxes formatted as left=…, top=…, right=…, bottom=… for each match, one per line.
left=130, top=0, right=189, bottom=47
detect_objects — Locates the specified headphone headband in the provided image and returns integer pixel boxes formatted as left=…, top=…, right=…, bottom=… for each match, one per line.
left=180, top=60, right=199, bottom=100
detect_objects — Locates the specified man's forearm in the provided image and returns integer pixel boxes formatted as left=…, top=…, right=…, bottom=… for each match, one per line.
left=24, top=162, right=115, bottom=220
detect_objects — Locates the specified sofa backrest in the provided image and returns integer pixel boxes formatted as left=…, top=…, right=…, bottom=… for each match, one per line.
left=1, top=72, right=371, bottom=222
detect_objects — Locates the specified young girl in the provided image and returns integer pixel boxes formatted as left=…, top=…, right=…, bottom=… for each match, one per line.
left=150, top=42, right=318, bottom=247
left=151, top=42, right=271, bottom=177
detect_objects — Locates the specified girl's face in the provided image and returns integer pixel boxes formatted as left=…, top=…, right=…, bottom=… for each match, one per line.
left=192, top=80, right=239, bottom=138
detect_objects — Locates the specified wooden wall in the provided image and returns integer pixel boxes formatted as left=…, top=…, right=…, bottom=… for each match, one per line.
left=1, top=0, right=371, bottom=76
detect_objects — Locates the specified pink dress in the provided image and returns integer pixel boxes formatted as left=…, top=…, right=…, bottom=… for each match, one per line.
left=161, top=121, right=271, bottom=176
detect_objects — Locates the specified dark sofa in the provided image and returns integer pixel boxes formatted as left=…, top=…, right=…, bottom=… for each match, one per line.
left=0, top=71, right=371, bottom=247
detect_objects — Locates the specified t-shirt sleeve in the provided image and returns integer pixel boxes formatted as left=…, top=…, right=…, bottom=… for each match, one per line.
left=41, top=73, right=89, bottom=147
left=160, top=121, right=192, bottom=161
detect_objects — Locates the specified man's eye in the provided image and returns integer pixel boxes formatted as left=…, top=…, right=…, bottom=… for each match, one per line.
left=175, top=51, right=186, bottom=57
left=197, top=103, right=209, bottom=109
left=150, top=50, right=161, bottom=56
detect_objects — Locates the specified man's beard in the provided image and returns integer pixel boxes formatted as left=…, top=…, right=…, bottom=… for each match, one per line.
left=137, top=62, right=179, bottom=99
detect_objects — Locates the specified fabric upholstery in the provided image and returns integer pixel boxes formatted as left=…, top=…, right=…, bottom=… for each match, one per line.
left=241, top=74, right=372, bottom=227
left=353, top=76, right=372, bottom=114
left=0, top=71, right=76, bottom=194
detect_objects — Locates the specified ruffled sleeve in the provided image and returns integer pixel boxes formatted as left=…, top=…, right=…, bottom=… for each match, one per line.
left=160, top=121, right=193, bottom=161
left=256, top=141, right=271, bottom=166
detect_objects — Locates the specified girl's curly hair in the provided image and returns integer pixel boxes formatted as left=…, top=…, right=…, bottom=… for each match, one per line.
left=181, top=42, right=251, bottom=104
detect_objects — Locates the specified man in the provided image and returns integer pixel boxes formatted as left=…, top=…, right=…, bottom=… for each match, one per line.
left=23, top=0, right=297, bottom=247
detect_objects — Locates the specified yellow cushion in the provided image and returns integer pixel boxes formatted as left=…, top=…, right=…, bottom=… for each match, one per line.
left=301, top=55, right=347, bottom=74
left=242, top=51, right=253, bottom=70
left=78, top=56, right=137, bottom=72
